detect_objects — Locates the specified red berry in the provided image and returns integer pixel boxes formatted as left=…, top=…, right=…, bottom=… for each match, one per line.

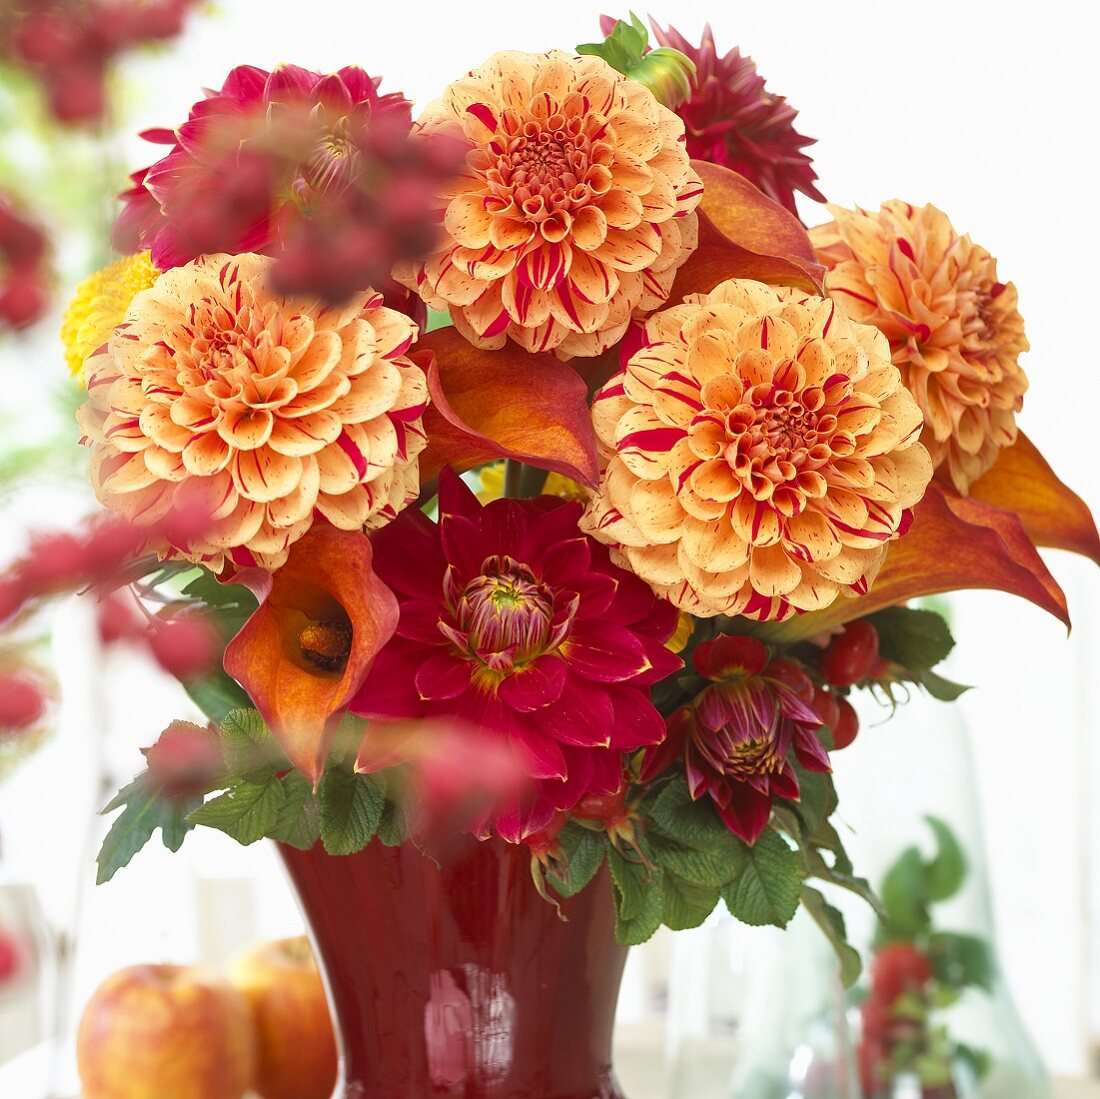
left=871, top=942, right=932, bottom=1005
left=20, top=532, right=87, bottom=592
left=148, top=617, right=219, bottom=680
left=47, top=63, right=107, bottom=124
left=0, top=208, right=47, bottom=268
left=82, top=519, right=143, bottom=582
left=0, top=277, right=48, bottom=330
left=810, top=685, right=840, bottom=732
left=13, top=13, right=82, bottom=66
left=0, top=930, right=22, bottom=983
left=0, top=575, right=28, bottom=625
left=765, top=658, right=814, bottom=702
left=831, top=696, right=859, bottom=750
left=96, top=594, right=144, bottom=645
left=0, top=674, right=47, bottom=732
left=142, top=720, right=223, bottom=797
left=820, top=620, right=880, bottom=688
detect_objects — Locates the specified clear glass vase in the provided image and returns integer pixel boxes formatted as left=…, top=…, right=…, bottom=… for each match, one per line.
left=663, top=696, right=1049, bottom=1099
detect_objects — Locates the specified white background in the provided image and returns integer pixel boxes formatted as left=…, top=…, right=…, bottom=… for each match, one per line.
left=1, top=0, right=1098, bottom=1083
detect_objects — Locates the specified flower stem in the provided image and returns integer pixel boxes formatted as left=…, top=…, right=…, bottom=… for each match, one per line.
left=504, top=459, right=523, bottom=499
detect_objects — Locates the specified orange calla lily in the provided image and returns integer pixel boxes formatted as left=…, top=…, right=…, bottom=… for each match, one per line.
left=969, top=432, right=1100, bottom=565
left=756, top=482, right=1072, bottom=644
left=669, top=161, right=826, bottom=303
left=224, top=525, right=398, bottom=783
left=414, top=327, right=600, bottom=487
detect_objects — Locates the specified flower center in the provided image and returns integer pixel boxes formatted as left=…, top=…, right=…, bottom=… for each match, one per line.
left=442, top=555, right=561, bottom=672
left=299, top=618, right=353, bottom=673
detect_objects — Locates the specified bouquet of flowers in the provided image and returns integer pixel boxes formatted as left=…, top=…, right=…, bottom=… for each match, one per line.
left=6, top=12, right=1097, bottom=1094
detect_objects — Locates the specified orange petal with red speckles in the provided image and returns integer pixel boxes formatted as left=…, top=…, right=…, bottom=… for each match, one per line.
left=969, top=432, right=1100, bottom=566
left=415, top=327, right=599, bottom=487
left=224, top=524, right=398, bottom=783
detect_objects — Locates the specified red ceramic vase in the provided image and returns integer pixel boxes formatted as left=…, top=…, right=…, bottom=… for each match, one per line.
left=279, top=835, right=629, bottom=1099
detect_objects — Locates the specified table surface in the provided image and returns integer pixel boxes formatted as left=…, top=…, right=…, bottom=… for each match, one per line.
left=2, top=1039, right=1097, bottom=1097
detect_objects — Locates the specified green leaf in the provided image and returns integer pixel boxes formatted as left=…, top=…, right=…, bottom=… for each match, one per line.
left=377, top=797, right=410, bottom=847
left=648, top=777, right=730, bottom=849
left=188, top=776, right=286, bottom=846
left=880, top=846, right=930, bottom=936
left=267, top=771, right=320, bottom=851
left=610, top=853, right=664, bottom=946
left=180, top=568, right=258, bottom=639
left=924, top=816, right=967, bottom=902
left=317, top=768, right=385, bottom=856
left=577, top=13, right=649, bottom=74
left=721, top=829, right=801, bottom=928
left=218, top=708, right=279, bottom=778
left=662, top=874, right=720, bottom=931
left=869, top=606, right=956, bottom=671
left=801, top=886, right=863, bottom=988
left=647, top=830, right=738, bottom=887
left=929, top=931, right=994, bottom=993
left=97, top=777, right=200, bottom=884
left=549, top=823, right=607, bottom=898
left=914, top=668, right=972, bottom=701
left=183, top=671, right=252, bottom=725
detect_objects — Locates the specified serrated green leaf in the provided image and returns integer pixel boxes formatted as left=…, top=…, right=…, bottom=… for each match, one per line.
left=267, top=771, right=320, bottom=851
left=549, top=823, right=607, bottom=898
left=218, top=708, right=279, bottom=777
left=647, top=830, right=738, bottom=887
left=179, top=568, right=257, bottom=638
left=649, top=777, right=729, bottom=849
left=97, top=777, right=198, bottom=884
left=869, top=606, right=956, bottom=672
left=661, top=874, right=720, bottom=931
left=880, top=845, right=930, bottom=935
left=608, top=846, right=652, bottom=920
left=721, top=829, right=801, bottom=928
left=924, top=816, right=967, bottom=902
left=377, top=797, right=410, bottom=847
left=801, top=886, right=863, bottom=987
left=188, top=776, right=286, bottom=845
left=929, top=931, right=994, bottom=992
left=577, top=13, right=649, bottom=74
left=318, top=768, right=385, bottom=856
left=611, top=860, right=665, bottom=946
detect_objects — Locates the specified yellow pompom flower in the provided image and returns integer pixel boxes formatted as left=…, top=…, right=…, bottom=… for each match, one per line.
left=61, top=252, right=160, bottom=378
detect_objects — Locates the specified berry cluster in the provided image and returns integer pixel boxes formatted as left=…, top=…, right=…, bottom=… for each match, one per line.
left=3, top=0, right=196, bottom=125
left=0, top=508, right=220, bottom=682
left=0, top=197, right=49, bottom=331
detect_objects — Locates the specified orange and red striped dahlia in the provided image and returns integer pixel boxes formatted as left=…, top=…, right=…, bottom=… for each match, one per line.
left=395, top=50, right=703, bottom=358
left=76, top=253, right=428, bottom=570
left=581, top=278, right=934, bottom=620
left=811, top=201, right=1028, bottom=494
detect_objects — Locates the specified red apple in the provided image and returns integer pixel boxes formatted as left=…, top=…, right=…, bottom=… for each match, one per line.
left=76, top=964, right=256, bottom=1099
left=229, top=936, right=338, bottom=1099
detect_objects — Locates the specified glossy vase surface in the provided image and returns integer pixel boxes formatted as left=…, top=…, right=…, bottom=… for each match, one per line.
left=280, top=834, right=629, bottom=1099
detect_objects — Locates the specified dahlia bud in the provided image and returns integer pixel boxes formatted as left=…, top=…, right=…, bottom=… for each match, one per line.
left=142, top=720, right=224, bottom=798
left=578, top=14, right=695, bottom=109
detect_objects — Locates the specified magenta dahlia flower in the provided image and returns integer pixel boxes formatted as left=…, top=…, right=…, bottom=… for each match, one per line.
left=643, top=634, right=829, bottom=843
left=112, top=63, right=449, bottom=306
left=650, top=23, right=824, bottom=215
left=351, top=470, right=682, bottom=841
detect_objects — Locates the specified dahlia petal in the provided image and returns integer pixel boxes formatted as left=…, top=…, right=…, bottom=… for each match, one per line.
left=415, top=652, right=472, bottom=701
left=713, top=784, right=773, bottom=845
left=605, top=687, right=666, bottom=751
left=564, top=620, right=652, bottom=683
left=498, top=655, right=568, bottom=712
left=532, top=682, right=615, bottom=747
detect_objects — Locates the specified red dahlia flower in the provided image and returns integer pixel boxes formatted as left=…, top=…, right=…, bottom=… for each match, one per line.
left=113, top=63, right=455, bottom=306
left=351, top=469, right=682, bottom=841
left=643, top=634, right=829, bottom=843
left=650, top=22, right=824, bottom=216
